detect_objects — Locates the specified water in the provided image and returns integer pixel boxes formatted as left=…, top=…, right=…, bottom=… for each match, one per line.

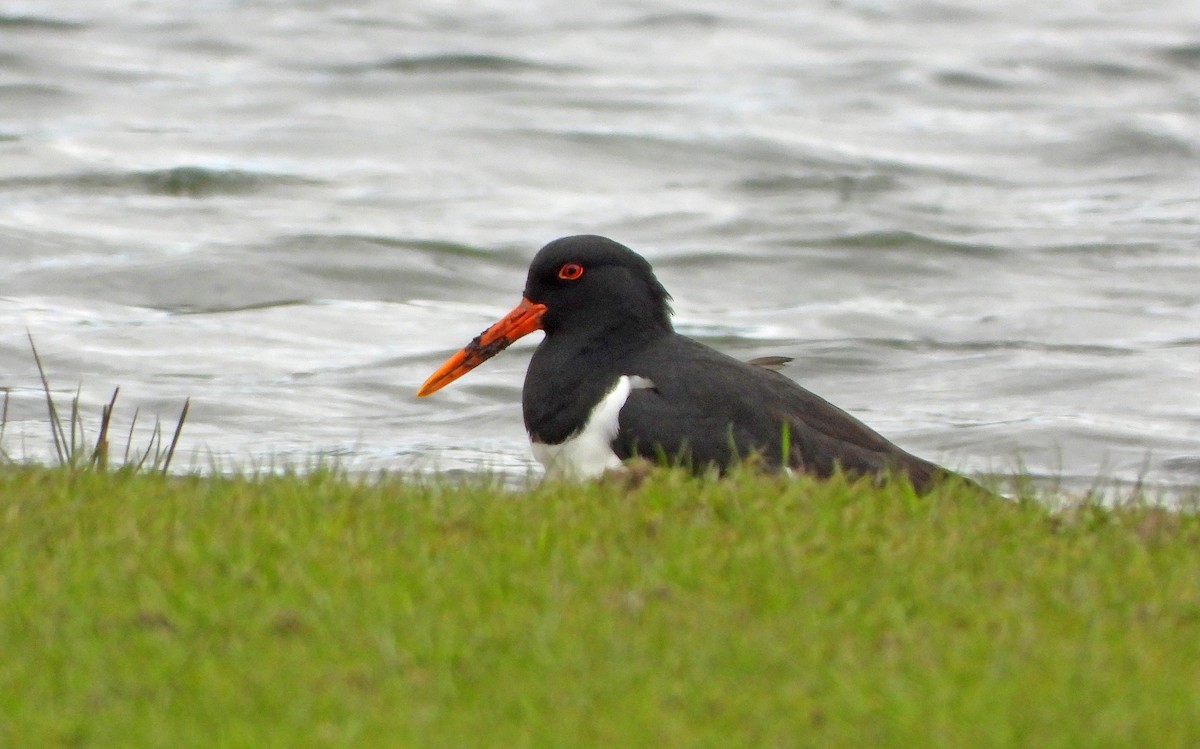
left=2, top=1, right=1198, bottom=493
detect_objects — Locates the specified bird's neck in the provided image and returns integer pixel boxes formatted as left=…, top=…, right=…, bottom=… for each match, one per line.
left=540, top=319, right=667, bottom=374
left=522, top=323, right=667, bottom=445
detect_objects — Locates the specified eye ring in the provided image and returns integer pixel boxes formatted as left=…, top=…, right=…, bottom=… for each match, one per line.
left=557, top=262, right=584, bottom=281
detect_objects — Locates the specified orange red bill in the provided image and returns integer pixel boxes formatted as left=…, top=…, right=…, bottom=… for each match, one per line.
left=416, top=297, right=548, bottom=397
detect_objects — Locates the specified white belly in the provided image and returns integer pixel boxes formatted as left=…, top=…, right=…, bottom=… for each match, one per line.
left=530, top=375, right=646, bottom=480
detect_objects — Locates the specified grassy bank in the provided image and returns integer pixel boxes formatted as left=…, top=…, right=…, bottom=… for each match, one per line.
left=1, top=466, right=1198, bottom=748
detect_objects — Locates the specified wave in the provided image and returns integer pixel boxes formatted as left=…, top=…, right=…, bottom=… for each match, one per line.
left=336, top=53, right=566, bottom=75
left=2, top=166, right=319, bottom=197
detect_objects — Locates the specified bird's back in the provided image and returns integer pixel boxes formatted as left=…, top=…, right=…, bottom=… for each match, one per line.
left=613, top=334, right=952, bottom=491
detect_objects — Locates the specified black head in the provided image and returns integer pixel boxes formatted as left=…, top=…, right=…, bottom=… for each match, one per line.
left=523, top=235, right=673, bottom=338
left=416, top=235, right=673, bottom=398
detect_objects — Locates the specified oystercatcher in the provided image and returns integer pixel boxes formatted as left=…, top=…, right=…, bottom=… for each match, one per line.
left=418, top=235, right=961, bottom=492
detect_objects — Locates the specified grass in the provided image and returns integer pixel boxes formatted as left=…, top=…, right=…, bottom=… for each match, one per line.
left=17, top=333, right=190, bottom=473
left=1, top=466, right=1198, bottom=748
left=3, top=337, right=1198, bottom=747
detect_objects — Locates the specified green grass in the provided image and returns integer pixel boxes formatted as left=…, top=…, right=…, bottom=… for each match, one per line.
left=1, top=466, right=1198, bottom=748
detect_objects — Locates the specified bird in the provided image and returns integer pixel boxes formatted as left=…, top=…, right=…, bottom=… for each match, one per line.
left=418, top=234, right=964, bottom=492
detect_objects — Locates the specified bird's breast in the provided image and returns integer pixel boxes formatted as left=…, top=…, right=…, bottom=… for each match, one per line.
left=529, top=374, right=651, bottom=479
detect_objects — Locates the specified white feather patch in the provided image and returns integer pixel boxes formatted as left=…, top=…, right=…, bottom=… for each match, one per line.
left=531, top=375, right=638, bottom=480
left=627, top=375, right=656, bottom=390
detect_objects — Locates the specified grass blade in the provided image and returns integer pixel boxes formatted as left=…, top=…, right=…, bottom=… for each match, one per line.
left=0, top=389, right=10, bottom=463
left=92, top=387, right=120, bottom=470
left=28, top=333, right=67, bottom=466
left=69, top=383, right=82, bottom=464
left=160, top=398, right=190, bottom=475
left=124, top=407, right=141, bottom=466
left=135, top=418, right=162, bottom=472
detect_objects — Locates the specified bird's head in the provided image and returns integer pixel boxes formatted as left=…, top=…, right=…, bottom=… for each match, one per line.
left=417, top=235, right=671, bottom=397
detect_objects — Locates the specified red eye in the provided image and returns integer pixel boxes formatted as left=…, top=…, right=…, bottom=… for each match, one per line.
left=557, top=262, right=584, bottom=281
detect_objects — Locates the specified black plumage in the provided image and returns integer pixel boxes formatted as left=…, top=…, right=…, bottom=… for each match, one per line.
left=520, top=236, right=951, bottom=490
left=420, top=234, right=962, bottom=492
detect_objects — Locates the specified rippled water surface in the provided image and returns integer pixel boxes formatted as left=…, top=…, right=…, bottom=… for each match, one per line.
left=2, top=1, right=1198, bottom=492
